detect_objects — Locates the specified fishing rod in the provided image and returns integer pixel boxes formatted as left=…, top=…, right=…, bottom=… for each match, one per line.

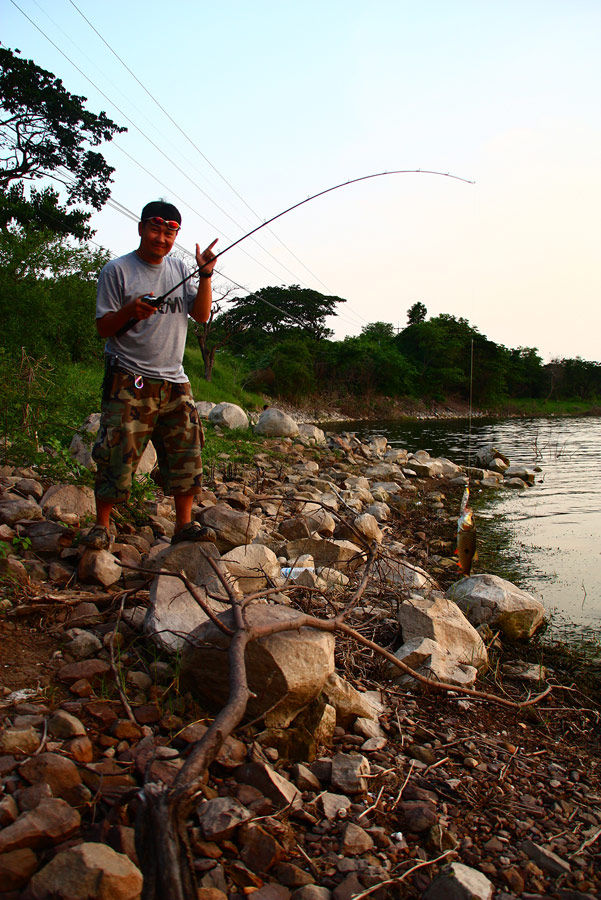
left=116, top=168, right=475, bottom=336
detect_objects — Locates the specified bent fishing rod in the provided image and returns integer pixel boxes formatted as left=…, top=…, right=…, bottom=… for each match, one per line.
left=116, top=168, right=474, bottom=336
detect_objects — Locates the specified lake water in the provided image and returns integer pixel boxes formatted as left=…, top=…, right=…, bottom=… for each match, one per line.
left=325, top=416, right=601, bottom=634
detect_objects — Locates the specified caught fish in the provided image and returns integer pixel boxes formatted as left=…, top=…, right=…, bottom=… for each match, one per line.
left=456, top=486, right=477, bottom=576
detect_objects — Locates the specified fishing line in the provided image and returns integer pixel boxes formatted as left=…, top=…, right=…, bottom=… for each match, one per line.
left=116, top=168, right=475, bottom=335
left=468, top=337, right=474, bottom=473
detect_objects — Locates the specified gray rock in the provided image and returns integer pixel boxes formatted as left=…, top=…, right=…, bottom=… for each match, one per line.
left=181, top=604, right=335, bottom=727
left=504, top=464, right=536, bottom=484
left=26, top=841, right=143, bottom=900
left=292, top=763, right=321, bottom=792
left=322, top=672, right=380, bottom=725
left=341, top=822, right=374, bottom=855
left=208, top=402, right=249, bottom=430
left=0, top=798, right=80, bottom=853
left=77, top=548, right=122, bottom=588
left=40, top=484, right=97, bottom=519
left=447, top=573, right=546, bottom=639
left=398, top=593, right=488, bottom=670
left=0, top=496, right=43, bottom=526
left=195, top=400, right=215, bottom=418
left=319, top=792, right=352, bottom=820
left=521, top=839, right=571, bottom=875
left=292, top=887, right=331, bottom=900
left=255, top=409, right=299, bottom=437
left=0, top=726, right=41, bottom=755
left=196, top=504, right=262, bottom=551
left=197, top=797, right=252, bottom=840
left=48, top=710, right=86, bottom=739
left=423, top=862, right=493, bottom=900
left=297, top=424, right=326, bottom=445
left=221, top=543, right=280, bottom=593
left=65, top=630, right=103, bottom=659
left=235, top=761, right=302, bottom=809
left=14, top=478, right=44, bottom=501
left=331, top=753, right=370, bottom=794
left=391, top=636, right=479, bottom=689
left=145, top=542, right=229, bottom=653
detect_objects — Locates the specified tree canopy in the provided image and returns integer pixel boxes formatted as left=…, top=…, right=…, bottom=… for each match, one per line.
left=407, top=301, right=427, bottom=325
left=0, top=47, right=125, bottom=238
left=220, top=284, right=345, bottom=339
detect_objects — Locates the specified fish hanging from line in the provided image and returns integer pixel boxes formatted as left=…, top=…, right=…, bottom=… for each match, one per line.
left=456, top=486, right=477, bottom=576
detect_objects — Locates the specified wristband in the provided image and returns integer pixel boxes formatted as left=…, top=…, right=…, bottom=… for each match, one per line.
left=199, top=270, right=213, bottom=279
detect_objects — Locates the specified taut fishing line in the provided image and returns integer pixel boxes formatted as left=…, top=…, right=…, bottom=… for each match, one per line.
left=117, top=168, right=475, bottom=335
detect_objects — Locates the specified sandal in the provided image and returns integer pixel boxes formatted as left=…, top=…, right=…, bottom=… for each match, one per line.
left=80, top=524, right=111, bottom=551
left=172, top=522, right=217, bottom=544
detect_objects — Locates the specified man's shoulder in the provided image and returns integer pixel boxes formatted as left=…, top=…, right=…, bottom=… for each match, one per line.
left=100, top=251, right=139, bottom=277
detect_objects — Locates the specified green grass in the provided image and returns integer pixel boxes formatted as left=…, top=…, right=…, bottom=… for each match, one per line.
left=184, top=345, right=264, bottom=409
left=491, top=397, right=601, bottom=417
left=201, top=422, right=288, bottom=473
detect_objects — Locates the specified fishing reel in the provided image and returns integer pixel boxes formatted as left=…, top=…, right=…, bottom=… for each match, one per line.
left=142, top=293, right=177, bottom=312
left=141, top=293, right=164, bottom=309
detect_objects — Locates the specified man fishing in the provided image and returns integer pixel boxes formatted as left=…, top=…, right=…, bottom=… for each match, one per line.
left=82, top=200, right=218, bottom=549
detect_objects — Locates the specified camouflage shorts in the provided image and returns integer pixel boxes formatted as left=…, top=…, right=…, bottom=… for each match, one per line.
left=92, top=370, right=204, bottom=502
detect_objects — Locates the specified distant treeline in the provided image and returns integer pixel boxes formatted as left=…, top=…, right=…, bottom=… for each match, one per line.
left=203, top=293, right=601, bottom=407
left=1, top=227, right=599, bottom=418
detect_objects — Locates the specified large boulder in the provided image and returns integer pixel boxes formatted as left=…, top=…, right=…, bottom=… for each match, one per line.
left=180, top=603, right=335, bottom=727
left=504, top=465, right=536, bottom=485
left=40, top=485, right=97, bottom=519
left=372, top=557, right=436, bottom=592
left=406, top=455, right=463, bottom=478
left=254, top=408, right=299, bottom=438
left=195, top=400, right=215, bottom=418
left=391, top=637, right=479, bottom=688
left=196, top=505, right=263, bottom=552
left=397, top=593, right=488, bottom=672
left=322, top=672, right=381, bottom=726
left=297, top=423, right=326, bottom=444
left=0, top=497, right=43, bottom=526
left=145, top=543, right=231, bottom=652
left=475, top=443, right=510, bottom=471
left=447, top=573, right=546, bottom=639
left=77, top=549, right=122, bottom=588
left=283, top=537, right=365, bottom=572
left=208, top=402, right=249, bottom=430
left=221, top=543, right=281, bottom=594
left=26, top=842, right=142, bottom=900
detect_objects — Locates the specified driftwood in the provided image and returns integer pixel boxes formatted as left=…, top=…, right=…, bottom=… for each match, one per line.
left=120, top=532, right=552, bottom=899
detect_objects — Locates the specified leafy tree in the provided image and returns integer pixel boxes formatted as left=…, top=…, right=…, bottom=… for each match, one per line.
left=324, top=334, right=416, bottom=397
left=407, top=301, right=427, bottom=325
left=0, top=224, right=108, bottom=361
left=504, top=347, right=545, bottom=398
left=397, top=314, right=481, bottom=399
left=558, top=357, right=601, bottom=400
left=224, top=284, right=346, bottom=340
left=360, top=321, right=396, bottom=341
left=0, top=47, right=125, bottom=238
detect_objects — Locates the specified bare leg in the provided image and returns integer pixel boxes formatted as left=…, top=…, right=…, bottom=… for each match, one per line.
left=95, top=498, right=115, bottom=529
left=174, top=494, right=194, bottom=533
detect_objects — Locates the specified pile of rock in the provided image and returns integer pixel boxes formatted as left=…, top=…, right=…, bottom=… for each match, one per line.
left=0, top=408, right=568, bottom=898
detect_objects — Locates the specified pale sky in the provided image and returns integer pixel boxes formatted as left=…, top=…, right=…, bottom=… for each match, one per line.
left=4, top=0, right=601, bottom=362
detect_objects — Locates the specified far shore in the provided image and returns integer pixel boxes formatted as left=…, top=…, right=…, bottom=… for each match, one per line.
left=274, top=394, right=601, bottom=425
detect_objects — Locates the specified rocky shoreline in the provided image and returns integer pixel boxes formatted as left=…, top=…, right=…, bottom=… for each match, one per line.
left=0, top=406, right=599, bottom=900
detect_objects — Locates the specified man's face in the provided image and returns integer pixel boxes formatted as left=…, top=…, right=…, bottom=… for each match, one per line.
left=137, top=219, right=178, bottom=264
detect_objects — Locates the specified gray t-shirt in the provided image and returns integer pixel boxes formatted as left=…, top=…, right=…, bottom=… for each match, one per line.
left=96, top=251, right=197, bottom=382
